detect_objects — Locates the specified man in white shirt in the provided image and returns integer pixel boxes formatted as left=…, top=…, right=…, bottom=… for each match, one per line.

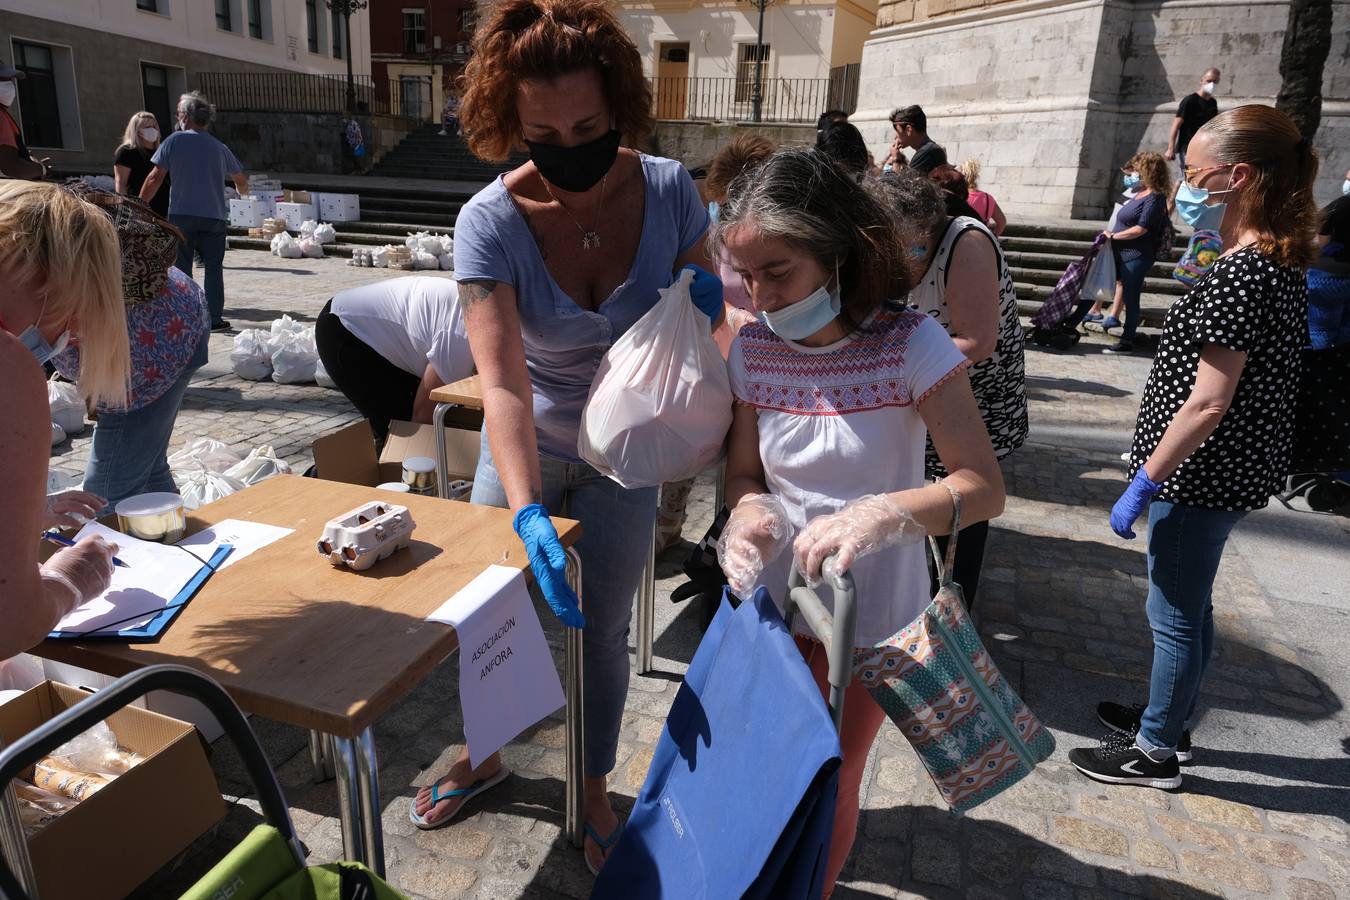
left=315, top=276, right=474, bottom=448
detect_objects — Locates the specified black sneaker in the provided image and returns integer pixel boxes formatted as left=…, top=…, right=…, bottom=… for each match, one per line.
left=1102, top=340, right=1136, bottom=354
left=1097, top=701, right=1193, bottom=763
left=1069, top=732, right=1182, bottom=789
left=211, top=320, right=233, bottom=332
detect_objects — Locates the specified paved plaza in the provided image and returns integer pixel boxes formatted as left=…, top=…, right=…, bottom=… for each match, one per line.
left=53, top=251, right=1350, bottom=900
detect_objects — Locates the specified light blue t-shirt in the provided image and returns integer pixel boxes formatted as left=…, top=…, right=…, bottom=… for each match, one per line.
left=151, top=129, right=243, bottom=221
left=452, top=154, right=709, bottom=461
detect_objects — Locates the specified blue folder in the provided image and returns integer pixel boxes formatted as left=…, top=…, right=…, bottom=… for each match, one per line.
left=593, top=588, right=842, bottom=900
left=46, top=543, right=234, bottom=642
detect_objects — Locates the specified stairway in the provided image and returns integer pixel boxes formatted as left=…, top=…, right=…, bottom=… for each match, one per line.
left=371, top=123, right=528, bottom=181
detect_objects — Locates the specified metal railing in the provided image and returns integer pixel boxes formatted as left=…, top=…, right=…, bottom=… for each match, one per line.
left=195, top=71, right=431, bottom=120
left=650, top=69, right=859, bottom=123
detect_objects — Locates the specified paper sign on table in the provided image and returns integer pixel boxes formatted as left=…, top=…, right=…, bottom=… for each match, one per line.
left=176, top=518, right=293, bottom=569
left=426, top=565, right=566, bottom=768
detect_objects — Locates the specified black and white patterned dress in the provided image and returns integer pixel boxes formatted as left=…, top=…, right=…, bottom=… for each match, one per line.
left=1129, top=247, right=1308, bottom=511
left=909, top=216, right=1029, bottom=478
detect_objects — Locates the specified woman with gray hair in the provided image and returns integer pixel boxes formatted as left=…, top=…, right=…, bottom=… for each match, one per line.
left=873, top=168, right=1028, bottom=608
left=714, top=148, right=1005, bottom=894
left=139, top=91, right=249, bottom=332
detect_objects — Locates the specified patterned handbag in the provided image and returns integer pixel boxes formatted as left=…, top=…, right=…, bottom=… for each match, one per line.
left=60, top=180, right=183, bottom=304
left=853, top=485, right=1055, bottom=812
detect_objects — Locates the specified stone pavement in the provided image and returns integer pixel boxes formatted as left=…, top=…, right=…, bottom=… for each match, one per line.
left=53, top=252, right=1347, bottom=899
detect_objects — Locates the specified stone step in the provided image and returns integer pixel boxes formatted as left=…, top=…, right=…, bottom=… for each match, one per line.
left=1011, top=266, right=1185, bottom=296
left=1013, top=282, right=1170, bottom=327
left=360, top=196, right=465, bottom=216
left=1003, top=250, right=1180, bottom=282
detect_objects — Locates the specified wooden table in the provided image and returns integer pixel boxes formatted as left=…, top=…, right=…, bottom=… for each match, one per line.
left=430, top=376, right=661, bottom=676
left=34, top=476, right=586, bottom=875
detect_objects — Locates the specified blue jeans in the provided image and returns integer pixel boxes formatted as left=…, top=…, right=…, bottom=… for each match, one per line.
left=1136, top=500, right=1248, bottom=758
left=171, top=215, right=228, bottom=324
left=83, top=365, right=200, bottom=506
left=470, top=431, right=658, bottom=777
left=1115, top=254, right=1151, bottom=342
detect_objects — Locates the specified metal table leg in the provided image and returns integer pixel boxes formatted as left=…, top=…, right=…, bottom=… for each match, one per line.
left=331, top=735, right=365, bottom=865
left=308, top=729, right=334, bottom=783
left=432, top=402, right=458, bottom=498
left=715, top=458, right=727, bottom=513
left=635, top=523, right=656, bottom=675
left=354, top=728, right=385, bottom=878
left=564, top=547, right=586, bottom=849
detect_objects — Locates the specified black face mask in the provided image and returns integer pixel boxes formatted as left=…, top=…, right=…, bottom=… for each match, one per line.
left=525, top=129, right=621, bottom=193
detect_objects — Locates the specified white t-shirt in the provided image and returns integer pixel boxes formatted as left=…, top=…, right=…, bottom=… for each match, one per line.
left=330, top=276, right=473, bottom=384
left=728, top=307, right=968, bottom=645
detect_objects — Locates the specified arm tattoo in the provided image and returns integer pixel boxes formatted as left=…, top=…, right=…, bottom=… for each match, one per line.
left=458, top=279, right=498, bottom=308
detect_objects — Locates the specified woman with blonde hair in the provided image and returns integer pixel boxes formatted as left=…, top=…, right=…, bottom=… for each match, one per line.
left=1072, top=105, right=1318, bottom=788
left=0, top=181, right=131, bottom=662
left=958, top=158, right=1006, bottom=235
left=1065, top=150, right=1173, bottom=351
left=113, top=111, right=169, bottom=217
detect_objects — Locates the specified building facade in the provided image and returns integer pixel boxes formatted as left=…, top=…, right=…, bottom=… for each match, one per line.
left=368, top=0, right=477, bottom=124
left=617, top=0, right=875, bottom=121
left=0, top=0, right=370, bottom=172
left=853, top=0, right=1350, bottom=219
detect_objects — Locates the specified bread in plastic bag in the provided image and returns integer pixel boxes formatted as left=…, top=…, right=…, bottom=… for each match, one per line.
left=230, top=328, right=275, bottom=381
left=313, top=223, right=337, bottom=245
left=577, top=268, right=733, bottom=488
left=48, top=379, right=86, bottom=436
left=271, top=326, right=319, bottom=384
left=177, top=467, right=246, bottom=511
left=168, top=437, right=243, bottom=474
left=224, top=445, right=292, bottom=485
left=51, top=720, right=141, bottom=777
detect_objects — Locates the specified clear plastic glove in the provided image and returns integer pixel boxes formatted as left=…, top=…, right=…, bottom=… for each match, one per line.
left=681, top=263, right=724, bottom=322
left=793, top=494, right=924, bottom=584
left=42, top=490, right=107, bottom=531
left=716, top=493, right=792, bottom=597
left=40, top=536, right=118, bottom=617
left=512, top=504, right=585, bottom=629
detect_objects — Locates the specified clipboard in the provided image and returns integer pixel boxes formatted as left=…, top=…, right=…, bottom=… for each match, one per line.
left=46, top=543, right=235, bottom=642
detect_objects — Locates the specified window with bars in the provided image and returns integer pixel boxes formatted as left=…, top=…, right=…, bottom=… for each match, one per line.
left=331, top=7, right=343, bottom=57
left=459, top=8, right=476, bottom=36
left=306, top=0, right=319, bottom=52
left=734, top=43, right=770, bottom=102
left=215, top=0, right=233, bottom=31
left=248, top=0, right=263, bottom=37
left=13, top=42, right=62, bottom=148
left=403, top=10, right=427, bottom=54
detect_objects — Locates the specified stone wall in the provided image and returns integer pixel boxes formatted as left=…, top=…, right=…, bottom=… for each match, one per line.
left=855, top=0, right=1350, bottom=220
left=651, top=121, right=818, bottom=168
left=213, top=112, right=415, bottom=175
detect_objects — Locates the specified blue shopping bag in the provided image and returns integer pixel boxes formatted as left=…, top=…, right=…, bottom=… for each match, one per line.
left=592, top=588, right=842, bottom=900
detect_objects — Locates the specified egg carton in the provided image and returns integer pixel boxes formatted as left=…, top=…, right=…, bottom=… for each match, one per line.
left=317, top=501, right=417, bottom=571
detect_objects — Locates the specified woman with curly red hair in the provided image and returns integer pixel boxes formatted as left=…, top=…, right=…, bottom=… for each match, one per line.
left=412, top=0, right=723, bottom=875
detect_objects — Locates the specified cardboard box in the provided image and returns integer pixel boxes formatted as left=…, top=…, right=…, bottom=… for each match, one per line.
left=0, top=682, right=225, bottom=900
left=250, top=189, right=284, bottom=217
left=37, top=660, right=231, bottom=743
left=312, top=419, right=482, bottom=490
left=316, top=192, right=361, bottom=223
left=274, top=201, right=317, bottom=228
left=228, top=197, right=267, bottom=228
left=283, top=189, right=312, bottom=204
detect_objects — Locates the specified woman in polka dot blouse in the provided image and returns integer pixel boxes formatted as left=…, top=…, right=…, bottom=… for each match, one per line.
left=1071, top=106, right=1321, bottom=790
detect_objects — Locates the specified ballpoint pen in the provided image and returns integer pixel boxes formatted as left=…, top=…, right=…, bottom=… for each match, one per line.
left=40, top=531, right=130, bottom=568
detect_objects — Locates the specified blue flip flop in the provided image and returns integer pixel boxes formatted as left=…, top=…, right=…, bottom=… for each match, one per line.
left=584, top=821, right=625, bottom=876
left=408, top=767, right=511, bottom=830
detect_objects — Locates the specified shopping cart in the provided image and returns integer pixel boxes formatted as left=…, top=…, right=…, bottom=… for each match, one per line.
left=0, top=665, right=406, bottom=900
left=593, top=563, right=856, bottom=900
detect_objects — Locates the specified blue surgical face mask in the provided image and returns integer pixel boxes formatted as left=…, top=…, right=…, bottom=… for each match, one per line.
left=1174, top=179, right=1233, bottom=231
left=1122, top=173, right=1140, bottom=188
left=16, top=303, right=71, bottom=365
left=707, top=200, right=720, bottom=223
left=759, top=270, right=842, bottom=341
left=1342, top=179, right=1349, bottom=197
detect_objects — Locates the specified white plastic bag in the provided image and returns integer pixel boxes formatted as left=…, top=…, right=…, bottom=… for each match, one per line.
left=372, top=245, right=392, bottom=268
left=297, top=237, right=324, bottom=258
left=313, top=223, right=337, bottom=245
left=405, top=232, right=426, bottom=250
left=437, top=252, right=453, bottom=271
left=271, top=232, right=302, bottom=259
left=577, top=269, right=733, bottom=488
left=230, top=329, right=275, bottom=381
left=299, top=219, right=318, bottom=238
left=168, top=437, right=243, bottom=474
left=177, top=468, right=246, bottom=511
left=50, top=421, right=66, bottom=446
left=413, top=249, right=440, bottom=270
left=271, top=326, right=319, bottom=384
left=48, top=379, right=86, bottom=436
left=270, top=314, right=305, bottom=339
left=1080, top=243, right=1117, bottom=303
left=315, top=357, right=337, bottom=389
left=223, top=445, right=292, bottom=486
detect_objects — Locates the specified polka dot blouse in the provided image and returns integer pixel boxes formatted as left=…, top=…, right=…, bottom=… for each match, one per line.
left=1129, top=247, right=1308, bottom=511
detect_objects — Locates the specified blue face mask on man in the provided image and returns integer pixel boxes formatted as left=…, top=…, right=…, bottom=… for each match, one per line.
left=759, top=269, right=842, bottom=341
left=1174, top=177, right=1235, bottom=231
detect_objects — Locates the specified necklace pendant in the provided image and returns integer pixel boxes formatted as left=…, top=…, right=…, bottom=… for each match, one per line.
left=582, top=231, right=600, bottom=250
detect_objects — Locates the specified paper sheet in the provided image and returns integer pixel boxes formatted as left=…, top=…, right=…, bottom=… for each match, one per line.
left=176, top=518, right=294, bottom=569
left=52, top=522, right=209, bottom=634
left=427, top=565, right=566, bottom=768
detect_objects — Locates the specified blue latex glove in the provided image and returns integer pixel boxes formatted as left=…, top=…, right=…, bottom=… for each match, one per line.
left=681, top=263, right=724, bottom=322
left=1110, top=469, right=1163, bottom=539
left=513, top=504, right=585, bottom=629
